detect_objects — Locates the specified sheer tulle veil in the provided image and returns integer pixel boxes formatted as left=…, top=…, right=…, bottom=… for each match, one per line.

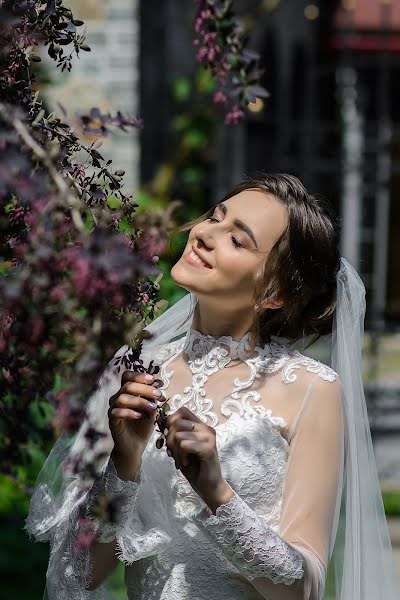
left=25, top=257, right=399, bottom=599
left=329, top=258, right=398, bottom=598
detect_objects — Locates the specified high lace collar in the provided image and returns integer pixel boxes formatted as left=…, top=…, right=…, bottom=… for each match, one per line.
left=181, top=326, right=255, bottom=362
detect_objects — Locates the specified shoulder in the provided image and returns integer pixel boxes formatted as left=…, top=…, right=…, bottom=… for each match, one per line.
left=256, top=342, right=339, bottom=385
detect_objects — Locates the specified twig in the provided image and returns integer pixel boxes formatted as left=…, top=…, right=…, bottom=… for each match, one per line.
left=0, top=103, right=86, bottom=232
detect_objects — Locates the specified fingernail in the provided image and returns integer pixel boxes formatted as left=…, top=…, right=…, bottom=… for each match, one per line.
left=147, top=401, right=157, bottom=409
left=153, top=389, right=162, bottom=397
left=164, top=427, right=168, bottom=435
left=153, top=379, right=163, bottom=388
left=145, top=374, right=154, bottom=382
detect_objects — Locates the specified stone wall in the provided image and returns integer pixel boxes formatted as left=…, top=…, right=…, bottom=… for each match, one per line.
left=41, top=0, right=140, bottom=191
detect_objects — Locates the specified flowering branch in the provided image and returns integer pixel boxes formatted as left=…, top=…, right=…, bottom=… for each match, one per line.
left=0, top=1, right=177, bottom=507
left=193, top=0, right=269, bottom=124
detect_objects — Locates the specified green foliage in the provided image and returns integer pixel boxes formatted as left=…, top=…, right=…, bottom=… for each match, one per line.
left=28, top=400, right=55, bottom=429
left=107, top=195, right=123, bottom=210
left=0, top=511, right=49, bottom=600
left=0, top=475, right=30, bottom=513
left=382, top=490, right=400, bottom=516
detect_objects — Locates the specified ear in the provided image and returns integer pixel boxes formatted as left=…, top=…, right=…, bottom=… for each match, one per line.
left=261, top=299, right=284, bottom=310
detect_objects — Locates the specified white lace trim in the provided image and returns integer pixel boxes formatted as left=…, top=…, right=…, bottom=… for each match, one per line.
left=194, top=488, right=304, bottom=585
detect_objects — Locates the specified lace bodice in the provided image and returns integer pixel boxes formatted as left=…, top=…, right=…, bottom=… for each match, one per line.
left=25, top=326, right=344, bottom=600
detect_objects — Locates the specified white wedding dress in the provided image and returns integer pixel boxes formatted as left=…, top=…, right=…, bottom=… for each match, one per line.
left=25, top=325, right=345, bottom=600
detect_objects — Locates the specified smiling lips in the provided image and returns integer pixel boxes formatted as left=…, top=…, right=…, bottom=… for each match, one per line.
left=184, top=246, right=213, bottom=268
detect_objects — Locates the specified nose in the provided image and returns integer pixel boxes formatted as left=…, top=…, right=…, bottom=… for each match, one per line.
left=193, top=225, right=214, bottom=251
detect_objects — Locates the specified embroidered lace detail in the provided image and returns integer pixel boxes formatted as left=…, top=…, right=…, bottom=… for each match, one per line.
left=281, top=357, right=338, bottom=383
left=194, top=489, right=304, bottom=585
left=155, top=326, right=338, bottom=429
left=150, top=337, right=185, bottom=366
left=182, top=327, right=254, bottom=362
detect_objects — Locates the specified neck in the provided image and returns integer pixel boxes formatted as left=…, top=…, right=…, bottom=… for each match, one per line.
left=191, top=299, right=254, bottom=341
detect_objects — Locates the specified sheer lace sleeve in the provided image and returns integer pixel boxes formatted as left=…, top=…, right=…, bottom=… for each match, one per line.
left=24, top=453, right=143, bottom=598
left=193, top=374, right=345, bottom=600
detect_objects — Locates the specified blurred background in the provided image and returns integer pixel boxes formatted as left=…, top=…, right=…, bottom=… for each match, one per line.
left=1, top=0, right=399, bottom=598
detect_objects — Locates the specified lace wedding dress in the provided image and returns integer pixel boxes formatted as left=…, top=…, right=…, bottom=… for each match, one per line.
left=25, top=325, right=344, bottom=600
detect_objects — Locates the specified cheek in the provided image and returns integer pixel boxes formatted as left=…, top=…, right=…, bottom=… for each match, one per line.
left=217, top=250, right=258, bottom=285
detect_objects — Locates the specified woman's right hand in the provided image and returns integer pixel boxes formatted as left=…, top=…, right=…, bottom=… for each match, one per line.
left=108, top=371, right=166, bottom=462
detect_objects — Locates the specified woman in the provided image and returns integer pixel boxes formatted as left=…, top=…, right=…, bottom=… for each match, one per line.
left=25, top=174, right=399, bottom=600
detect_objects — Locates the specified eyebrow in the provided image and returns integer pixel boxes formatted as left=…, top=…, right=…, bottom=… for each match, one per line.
left=215, top=202, right=259, bottom=249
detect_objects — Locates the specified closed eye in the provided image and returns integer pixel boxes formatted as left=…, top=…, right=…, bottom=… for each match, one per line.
left=206, top=215, right=245, bottom=249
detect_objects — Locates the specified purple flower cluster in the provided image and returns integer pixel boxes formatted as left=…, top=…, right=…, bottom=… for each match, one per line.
left=193, top=0, right=269, bottom=124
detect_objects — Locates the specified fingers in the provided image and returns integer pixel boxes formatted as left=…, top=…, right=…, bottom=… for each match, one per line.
left=121, top=370, right=152, bottom=387
left=178, top=439, right=207, bottom=468
left=165, top=430, right=189, bottom=469
left=108, top=407, right=144, bottom=420
left=169, top=437, right=210, bottom=469
left=120, top=382, right=164, bottom=404
left=120, top=371, right=165, bottom=391
left=173, top=433, right=202, bottom=468
left=166, top=419, right=212, bottom=469
left=165, top=406, right=202, bottom=431
left=108, top=371, right=167, bottom=423
left=109, top=393, right=158, bottom=419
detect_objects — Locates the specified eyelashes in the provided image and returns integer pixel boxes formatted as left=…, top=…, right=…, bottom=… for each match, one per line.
left=206, top=215, right=245, bottom=249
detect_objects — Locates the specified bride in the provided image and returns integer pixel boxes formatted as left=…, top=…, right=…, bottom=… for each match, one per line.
left=25, top=173, right=399, bottom=600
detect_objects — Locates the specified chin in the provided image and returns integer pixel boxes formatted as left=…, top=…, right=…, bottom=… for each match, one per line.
left=170, top=261, right=191, bottom=288
left=170, top=261, right=200, bottom=295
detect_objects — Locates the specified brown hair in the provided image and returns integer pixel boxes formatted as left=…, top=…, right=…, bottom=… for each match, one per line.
left=172, top=173, right=341, bottom=355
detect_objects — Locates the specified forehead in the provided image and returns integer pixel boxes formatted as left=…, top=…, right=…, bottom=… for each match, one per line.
left=223, top=189, right=288, bottom=249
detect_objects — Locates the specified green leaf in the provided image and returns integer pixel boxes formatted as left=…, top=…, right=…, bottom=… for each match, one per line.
left=84, top=211, right=95, bottom=231
left=107, top=195, right=123, bottom=209
left=118, top=218, right=135, bottom=234
left=28, top=401, right=54, bottom=428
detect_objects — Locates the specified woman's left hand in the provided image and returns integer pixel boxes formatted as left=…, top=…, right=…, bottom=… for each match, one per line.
left=165, top=407, right=234, bottom=512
